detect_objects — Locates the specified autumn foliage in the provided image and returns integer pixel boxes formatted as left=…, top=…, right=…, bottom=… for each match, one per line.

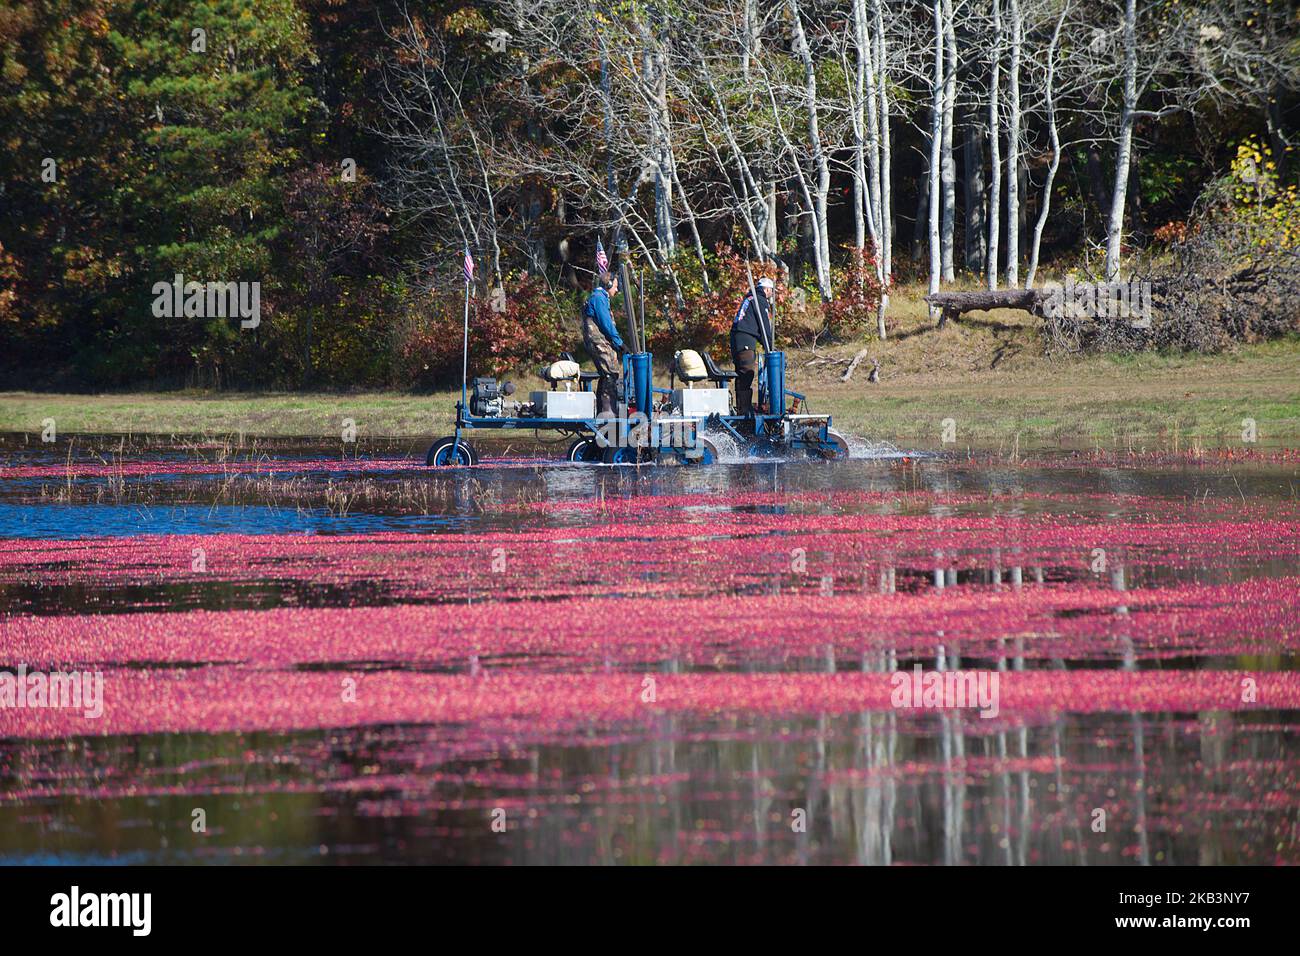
left=396, top=274, right=569, bottom=389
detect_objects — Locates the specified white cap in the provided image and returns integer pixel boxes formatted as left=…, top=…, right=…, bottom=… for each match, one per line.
left=757, top=277, right=775, bottom=290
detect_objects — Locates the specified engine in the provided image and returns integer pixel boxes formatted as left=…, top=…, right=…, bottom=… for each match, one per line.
left=470, top=377, right=515, bottom=417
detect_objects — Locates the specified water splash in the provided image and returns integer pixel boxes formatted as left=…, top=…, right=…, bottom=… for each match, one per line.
left=703, top=428, right=745, bottom=463
left=841, top=433, right=904, bottom=459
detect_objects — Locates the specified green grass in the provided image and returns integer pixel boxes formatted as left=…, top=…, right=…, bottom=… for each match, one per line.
left=0, top=391, right=460, bottom=442
left=4, top=296, right=1297, bottom=453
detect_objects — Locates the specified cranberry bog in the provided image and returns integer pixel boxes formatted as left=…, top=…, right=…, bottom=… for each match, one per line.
left=1, top=436, right=1297, bottom=865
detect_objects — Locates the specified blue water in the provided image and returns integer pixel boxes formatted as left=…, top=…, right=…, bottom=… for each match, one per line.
left=0, top=503, right=468, bottom=540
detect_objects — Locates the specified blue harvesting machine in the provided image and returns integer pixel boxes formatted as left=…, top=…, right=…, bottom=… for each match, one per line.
left=425, top=264, right=848, bottom=467
left=424, top=346, right=848, bottom=467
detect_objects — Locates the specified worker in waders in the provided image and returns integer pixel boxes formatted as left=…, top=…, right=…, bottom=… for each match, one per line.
left=731, top=276, right=775, bottom=415
left=582, top=272, right=624, bottom=415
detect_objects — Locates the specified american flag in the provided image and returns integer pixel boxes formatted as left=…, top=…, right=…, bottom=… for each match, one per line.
left=595, top=237, right=609, bottom=275
left=463, top=247, right=474, bottom=284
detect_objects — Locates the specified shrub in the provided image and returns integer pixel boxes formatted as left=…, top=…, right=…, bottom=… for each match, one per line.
left=646, top=244, right=886, bottom=357
left=394, top=272, right=572, bottom=390
left=1043, top=139, right=1300, bottom=355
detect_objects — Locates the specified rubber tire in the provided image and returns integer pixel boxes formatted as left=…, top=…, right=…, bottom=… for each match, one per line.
left=425, top=435, right=479, bottom=466
left=602, top=445, right=650, bottom=465
left=566, top=436, right=603, bottom=463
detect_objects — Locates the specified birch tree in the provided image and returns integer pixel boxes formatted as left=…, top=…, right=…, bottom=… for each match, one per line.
left=840, top=0, right=894, bottom=335
left=939, top=0, right=959, bottom=282
left=1103, top=0, right=1138, bottom=281
left=784, top=0, right=833, bottom=299
left=1083, top=0, right=1186, bottom=281
left=1025, top=0, right=1071, bottom=288
left=1003, top=0, right=1023, bottom=286
left=928, top=0, right=945, bottom=315
left=873, top=0, right=894, bottom=326
left=986, top=0, right=1002, bottom=290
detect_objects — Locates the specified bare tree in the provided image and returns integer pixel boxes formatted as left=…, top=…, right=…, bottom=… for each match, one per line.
left=838, top=0, right=893, bottom=334
left=928, top=0, right=945, bottom=316
left=1102, top=0, right=1138, bottom=281
left=1081, top=0, right=1187, bottom=281
left=1003, top=0, right=1023, bottom=286
left=784, top=0, right=834, bottom=299
left=1177, top=0, right=1300, bottom=175
left=986, top=0, right=1003, bottom=290
left=378, top=7, right=505, bottom=284
left=874, top=0, right=894, bottom=326
left=1024, top=0, right=1070, bottom=288
left=939, top=0, right=959, bottom=282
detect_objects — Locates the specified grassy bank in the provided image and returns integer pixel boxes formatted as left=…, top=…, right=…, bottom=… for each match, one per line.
left=5, top=297, right=1298, bottom=452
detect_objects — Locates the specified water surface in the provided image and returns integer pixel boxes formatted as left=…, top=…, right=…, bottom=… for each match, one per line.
left=1, top=440, right=1296, bottom=864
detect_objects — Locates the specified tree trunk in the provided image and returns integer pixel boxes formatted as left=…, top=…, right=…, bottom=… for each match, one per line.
left=940, top=0, right=958, bottom=282
left=927, top=0, right=944, bottom=317
left=1104, top=0, right=1138, bottom=282
left=873, top=0, right=891, bottom=337
left=1025, top=3, right=1067, bottom=289
left=641, top=26, right=676, bottom=265
left=788, top=0, right=832, bottom=299
left=964, top=123, right=987, bottom=274
left=925, top=288, right=1051, bottom=324
left=852, top=0, right=884, bottom=281
left=521, top=188, right=547, bottom=276
left=1004, top=0, right=1022, bottom=287
left=911, top=153, right=929, bottom=262
left=742, top=0, right=759, bottom=80
left=851, top=0, right=868, bottom=251
left=600, top=49, right=619, bottom=250
left=763, top=180, right=778, bottom=256
left=1266, top=86, right=1287, bottom=177
left=986, top=0, right=1002, bottom=291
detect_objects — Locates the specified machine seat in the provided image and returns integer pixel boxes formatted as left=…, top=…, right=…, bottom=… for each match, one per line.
left=553, top=352, right=601, bottom=383
left=674, top=349, right=709, bottom=383
left=701, top=352, right=738, bottom=385
left=538, top=359, right=581, bottom=384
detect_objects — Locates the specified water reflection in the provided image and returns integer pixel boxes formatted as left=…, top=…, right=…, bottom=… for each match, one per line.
left=1, top=447, right=1297, bottom=865
left=1, top=708, right=1291, bottom=865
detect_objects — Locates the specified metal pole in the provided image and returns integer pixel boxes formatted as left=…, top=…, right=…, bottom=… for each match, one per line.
left=618, top=260, right=639, bottom=349
left=454, top=262, right=470, bottom=462
left=639, top=268, right=646, bottom=353
left=743, top=258, right=773, bottom=352
left=461, top=278, right=470, bottom=410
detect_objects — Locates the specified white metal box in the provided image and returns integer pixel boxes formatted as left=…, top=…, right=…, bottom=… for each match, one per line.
left=530, top=390, right=596, bottom=419
left=673, top=387, right=731, bottom=418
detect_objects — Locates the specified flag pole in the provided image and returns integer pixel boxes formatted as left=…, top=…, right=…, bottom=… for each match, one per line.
left=455, top=247, right=472, bottom=463
left=461, top=266, right=470, bottom=412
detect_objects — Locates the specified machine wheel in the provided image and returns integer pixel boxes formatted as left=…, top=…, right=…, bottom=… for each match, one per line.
left=816, top=429, right=851, bottom=460
left=680, top=436, right=720, bottom=466
left=602, top=445, right=650, bottom=465
left=425, top=435, right=479, bottom=467
left=566, top=436, right=603, bottom=463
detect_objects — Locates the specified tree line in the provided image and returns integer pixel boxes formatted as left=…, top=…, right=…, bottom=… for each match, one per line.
left=1, top=0, right=1297, bottom=389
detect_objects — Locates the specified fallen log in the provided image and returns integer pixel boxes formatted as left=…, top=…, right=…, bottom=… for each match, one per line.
left=924, top=289, right=1052, bottom=327
left=841, top=348, right=870, bottom=382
